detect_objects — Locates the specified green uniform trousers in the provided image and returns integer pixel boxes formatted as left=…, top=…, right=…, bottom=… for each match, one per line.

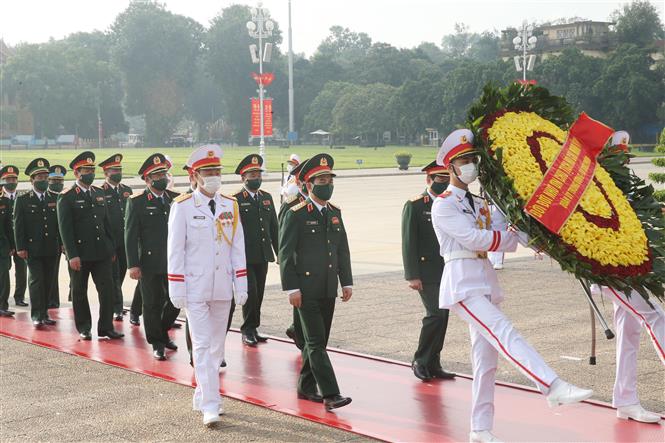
left=27, top=256, right=59, bottom=321
left=12, top=254, right=27, bottom=303
left=240, top=262, right=268, bottom=334
left=112, top=245, right=128, bottom=315
left=48, top=254, right=61, bottom=308
left=0, top=257, right=11, bottom=311
left=297, top=296, right=339, bottom=397
left=413, top=282, right=450, bottom=371
left=140, top=272, right=179, bottom=349
left=70, top=256, right=115, bottom=334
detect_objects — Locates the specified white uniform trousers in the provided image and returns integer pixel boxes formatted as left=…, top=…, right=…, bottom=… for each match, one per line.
left=450, top=294, right=558, bottom=431
left=186, top=299, right=232, bottom=414
left=488, top=252, right=504, bottom=267
left=598, top=287, right=665, bottom=408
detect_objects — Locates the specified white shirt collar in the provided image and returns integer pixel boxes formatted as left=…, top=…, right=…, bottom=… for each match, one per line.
left=33, top=189, right=44, bottom=199
left=448, top=184, right=467, bottom=199
left=76, top=180, right=89, bottom=191
left=310, top=198, right=326, bottom=212
left=427, top=189, right=437, bottom=200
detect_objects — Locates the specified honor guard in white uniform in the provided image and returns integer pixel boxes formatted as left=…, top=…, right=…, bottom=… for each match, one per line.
left=431, top=129, right=593, bottom=443
left=587, top=131, right=664, bottom=424
left=167, top=145, right=248, bottom=427
left=280, top=153, right=301, bottom=201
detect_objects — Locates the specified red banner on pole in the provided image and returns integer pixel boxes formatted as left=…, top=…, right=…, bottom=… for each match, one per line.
left=250, top=98, right=273, bottom=137
left=525, top=113, right=614, bottom=234
left=251, top=72, right=275, bottom=86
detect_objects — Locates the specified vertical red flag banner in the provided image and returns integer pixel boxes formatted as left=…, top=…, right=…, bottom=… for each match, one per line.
left=263, top=98, right=273, bottom=136
left=525, top=112, right=614, bottom=234
left=250, top=98, right=274, bottom=137
left=250, top=98, right=261, bottom=136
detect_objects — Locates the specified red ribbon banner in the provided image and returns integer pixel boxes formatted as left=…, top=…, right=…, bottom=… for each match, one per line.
left=525, top=112, right=614, bottom=234
left=250, top=98, right=273, bottom=137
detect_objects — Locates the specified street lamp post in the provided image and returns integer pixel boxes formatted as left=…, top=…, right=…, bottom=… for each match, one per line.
left=247, top=3, right=274, bottom=165
left=512, top=21, right=537, bottom=82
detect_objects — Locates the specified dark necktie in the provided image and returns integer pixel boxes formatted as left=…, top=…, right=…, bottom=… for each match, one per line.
left=321, top=206, right=328, bottom=223
left=40, top=194, right=44, bottom=203
left=465, top=192, right=475, bottom=212
left=209, top=199, right=216, bottom=216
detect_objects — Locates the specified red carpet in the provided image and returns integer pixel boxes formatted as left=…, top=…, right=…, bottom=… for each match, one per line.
left=1, top=309, right=663, bottom=442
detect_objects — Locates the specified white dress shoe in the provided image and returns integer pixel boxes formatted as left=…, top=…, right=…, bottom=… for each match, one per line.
left=617, top=404, right=661, bottom=423
left=469, top=430, right=503, bottom=443
left=546, top=378, right=593, bottom=407
left=492, top=263, right=503, bottom=270
left=203, top=411, right=221, bottom=427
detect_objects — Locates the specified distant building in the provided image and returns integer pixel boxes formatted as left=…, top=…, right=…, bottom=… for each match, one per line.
left=0, top=39, right=34, bottom=139
left=501, top=21, right=617, bottom=60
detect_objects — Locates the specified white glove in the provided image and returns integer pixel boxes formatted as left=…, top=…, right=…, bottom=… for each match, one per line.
left=170, top=296, right=187, bottom=309
left=234, top=291, right=248, bottom=306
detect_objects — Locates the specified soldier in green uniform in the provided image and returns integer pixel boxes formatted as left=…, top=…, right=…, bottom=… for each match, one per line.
left=13, top=158, right=61, bottom=327
left=0, top=171, right=16, bottom=318
left=57, top=151, right=123, bottom=340
left=125, top=154, right=180, bottom=360
left=279, top=159, right=308, bottom=350
left=47, top=165, right=66, bottom=308
left=99, top=154, right=133, bottom=321
left=279, top=153, right=353, bottom=411
left=1, top=165, right=28, bottom=307
left=231, top=154, right=279, bottom=346
left=401, top=161, right=456, bottom=381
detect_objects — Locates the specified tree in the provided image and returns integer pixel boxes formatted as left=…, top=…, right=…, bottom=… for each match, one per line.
left=592, top=44, right=664, bottom=141
left=611, top=0, right=665, bottom=48
left=315, top=26, right=372, bottom=69
left=391, top=67, right=446, bottom=140
left=348, top=43, right=427, bottom=86
left=331, top=83, right=397, bottom=141
left=303, top=81, right=359, bottom=133
left=1, top=35, right=126, bottom=138
left=206, top=4, right=283, bottom=144
left=111, top=2, right=203, bottom=144
left=441, top=24, right=500, bottom=62
left=534, top=48, right=604, bottom=116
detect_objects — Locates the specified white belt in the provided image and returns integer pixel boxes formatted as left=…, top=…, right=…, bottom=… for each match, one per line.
left=443, top=250, right=488, bottom=261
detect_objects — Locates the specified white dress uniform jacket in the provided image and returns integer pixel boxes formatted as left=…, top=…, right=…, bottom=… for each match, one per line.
left=432, top=184, right=518, bottom=308
left=167, top=190, right=248, bottom=304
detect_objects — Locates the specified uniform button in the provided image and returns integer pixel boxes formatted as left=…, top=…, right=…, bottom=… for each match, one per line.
left=77, top=240, right=81, bottom=244
left=262, top=238, right=265, bottom=241
left=43, top=216, right=47, bottom=220
left=311, top=229, right=315, bottom=233
left=147, top=251, right=152, bottom=255
left=327, top=240, right=330, bottom=244
left=305, top=272, right=310, bottom=276
left=93, top=215, right=97, bottom=218
left=261, top=228, right=264, bottom=231
left=96, top=237, right=100, bottom=240
left=421, top=257, right=425, bottom=261
left=44, top=224, right=48, bottom=228
left=29, top=239, right=32, bottom=242
left=329, top=252, right=332, bottom=256
left=45, top=233, right=48, bottom=237
left=259, top=218, right=263, bottom=221
left=329, top=264, right=332, bottom=268
left=96, top=225, right=99, bottom=229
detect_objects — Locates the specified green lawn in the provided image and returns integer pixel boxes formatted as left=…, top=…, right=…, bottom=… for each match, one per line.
left=0, top=145, right=438, bottom=177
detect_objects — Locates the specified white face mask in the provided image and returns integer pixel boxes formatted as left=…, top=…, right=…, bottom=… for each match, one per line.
left=287, top=164, right=294, bottom=173
left=456, top=163, right=479, bottom=185
left=200, top=176, right=221, bottom=194
left=284, top=182, right=299, bottom=198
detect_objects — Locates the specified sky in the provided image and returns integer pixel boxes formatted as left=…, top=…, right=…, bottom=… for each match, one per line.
left=1, top=0, right=663, bottom=56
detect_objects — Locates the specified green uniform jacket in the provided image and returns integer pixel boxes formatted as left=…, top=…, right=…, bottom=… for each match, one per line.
left=279, top=199, right=353, bottom=298
left=401, top=191, right=444, bottom=284
left=234, top=188, right=279, bottom=264
left=124, top=188, right=179, bottom=274
left=278, top=193, right=306, bottom=222
left=14, top=190, right=60, bottom=257
left=102, top=182, right=133, bottom=248
left=57, top=184, right=115, bottom=261
left=0, top=196, right=15, bottom=257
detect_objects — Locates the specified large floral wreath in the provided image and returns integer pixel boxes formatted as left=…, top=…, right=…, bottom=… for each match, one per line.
left=467, top=83, right=665, bottom=302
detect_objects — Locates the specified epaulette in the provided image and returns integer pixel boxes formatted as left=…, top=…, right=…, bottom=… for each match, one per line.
left=91, top=185, right=102, bottom=191
left=284, top=194, right=298, bottom=204
left=410, top=194, right=425, bottom=202
left=64, top=184, right=78, bottom=194
left=439, top=190, right=452, bottom=199
left=174, top=193, right=192, bottom=203
left=130, top=193, right=142, bottom=199
left=328, top=201, right=341, bottom=210
left=291, top=201, right=307, bottom=212
left=221, top=193, right=237, bottom=201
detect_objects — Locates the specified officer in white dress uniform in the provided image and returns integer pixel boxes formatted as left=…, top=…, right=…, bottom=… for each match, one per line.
left=431, top=129, right=594, bottom=443
left=167, top=145, right=248, bottom=427
left=588, top=130, right=664, bottom=425
left=280, top=153, right=301, bottom=201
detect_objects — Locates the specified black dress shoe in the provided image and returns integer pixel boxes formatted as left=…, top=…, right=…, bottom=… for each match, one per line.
left=430, top=368, right=456, bottom=380
left=220, top=359, right=227, bottom=368
left=286, top=326, right=304, bottom=349
left=80, top=331, right=92, bottom=340
left=43, top=318, right=57, bottom=326
left=242, top=333, right=258, bottom=346
left=153, top=348, right=166, bottom=361
left=15, top=300, right=28, bottom=307
left=99, top=330, right=124, bottom=339
left=114, top=313, right=123, bottom=321
left=255, top=331, right=269, bottom=342
left=129, top=314, right=140, bottom=326
left=169, top=322, right=182, bottom=329
left=33, top=320, right=44, bottom=327
left=165, top=340, right=178, bottom=351
left=412, top=362, right=432, bottom=382
left=0, top=309, right=15, bottom=317
left=297, top=391, right=324, bottom=403
left=324, top=394, right=352, bottom=411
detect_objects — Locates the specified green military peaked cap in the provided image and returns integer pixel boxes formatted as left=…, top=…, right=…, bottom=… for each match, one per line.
left=99, top=153, right=124, bottom=170
left=138, top=153, right=170, bottom=178
left=298, top=153, right=336, bottom=183
left=25, top=158, right=51, bottom=177
left=69, top=151, right=96, bottom=170
left=235, top=154, right=264, bottom=175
